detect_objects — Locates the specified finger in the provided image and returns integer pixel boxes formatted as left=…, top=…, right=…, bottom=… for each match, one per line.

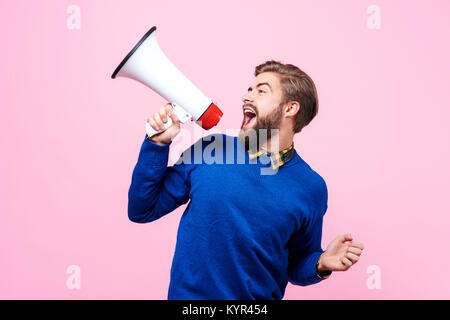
left=349, top=241, right=364, bottom=250
left=165, top=103, right=174, bottom=113
left=159, top=106, right=169, bottom=123
left=164, top=103, right=175, bottom=121
left=148, top=118, right=159, bottom=131
left=346, top=252, right=359, bottom=264
left=153, top=112, right=165, bottom=131
left=341, top=233, right=353, bottom=243
left=168, top=106, right=180, bottom=124
left=342, top=257, right=353, bottom=267
left=347, top=247, right=362, bottom=255
left=164, top=102, right=173, bottom=111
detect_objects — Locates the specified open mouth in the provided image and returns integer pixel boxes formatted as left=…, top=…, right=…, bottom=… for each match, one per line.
left=243, top=108, right=257, bottom=128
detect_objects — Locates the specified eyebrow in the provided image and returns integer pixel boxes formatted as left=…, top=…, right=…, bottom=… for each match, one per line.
left=248, top=82, right=272, bottom=92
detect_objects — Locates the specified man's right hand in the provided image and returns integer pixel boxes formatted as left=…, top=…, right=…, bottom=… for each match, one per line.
left=147, top=103, right=181, bottom=145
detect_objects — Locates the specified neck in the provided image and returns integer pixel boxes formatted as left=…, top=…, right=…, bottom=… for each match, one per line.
left=260, top=129, right=294, bottom=153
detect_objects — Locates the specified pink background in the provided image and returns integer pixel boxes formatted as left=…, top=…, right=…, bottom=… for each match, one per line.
left=1, top=0, right=449, bottom=299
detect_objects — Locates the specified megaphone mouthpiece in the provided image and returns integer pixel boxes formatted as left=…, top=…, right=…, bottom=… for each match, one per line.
left=197, top=102, right=223, bottom=130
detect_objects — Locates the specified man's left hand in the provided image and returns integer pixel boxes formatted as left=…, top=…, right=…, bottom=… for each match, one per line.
left=317, top=233, right=364, bottom=272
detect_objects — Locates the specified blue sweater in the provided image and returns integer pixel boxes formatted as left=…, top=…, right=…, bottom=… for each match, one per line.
left=128, top=133, right=329, bottom=300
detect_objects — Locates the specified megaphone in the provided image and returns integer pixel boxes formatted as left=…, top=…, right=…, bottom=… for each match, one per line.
left=111, top=26, right=223, bottom=138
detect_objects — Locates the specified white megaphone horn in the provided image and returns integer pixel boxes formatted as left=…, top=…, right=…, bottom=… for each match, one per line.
left=111, top=26, right=223, bottom=138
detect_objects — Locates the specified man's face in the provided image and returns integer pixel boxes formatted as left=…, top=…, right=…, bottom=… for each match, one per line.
left=239, top=72, right=285, bottom=150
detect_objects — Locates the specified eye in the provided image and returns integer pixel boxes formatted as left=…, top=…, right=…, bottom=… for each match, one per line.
left=258, top=89, right=265, bottom=94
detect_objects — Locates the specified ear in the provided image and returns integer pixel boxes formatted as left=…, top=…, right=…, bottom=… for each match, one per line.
left=284, top=101, right=300, bottom=118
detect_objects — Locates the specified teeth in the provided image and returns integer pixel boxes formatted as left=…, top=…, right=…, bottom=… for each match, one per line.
left=244, top=108, right=256, bottom=117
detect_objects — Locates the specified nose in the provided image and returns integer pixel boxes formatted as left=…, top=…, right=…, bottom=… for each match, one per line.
left=242, top=91, right=254, bottom=104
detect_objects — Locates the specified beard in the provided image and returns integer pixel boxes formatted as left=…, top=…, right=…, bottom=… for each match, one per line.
left=238, top=102, right=284, bottom=152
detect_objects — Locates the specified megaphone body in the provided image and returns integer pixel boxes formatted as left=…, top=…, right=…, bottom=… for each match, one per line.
left=111, top=26, right=223, bottom=137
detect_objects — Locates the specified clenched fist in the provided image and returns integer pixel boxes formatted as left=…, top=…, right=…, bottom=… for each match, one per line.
left=317, top=233, right=365, bottom=273
left=147, top=103, right=181, bottom=145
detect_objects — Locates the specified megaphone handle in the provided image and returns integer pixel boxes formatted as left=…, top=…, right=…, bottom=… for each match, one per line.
left=145, top=103, right=192, bottom=138
left=145, top=118, right=173, bottom=138
left=171, top=103, right=192, bottom=123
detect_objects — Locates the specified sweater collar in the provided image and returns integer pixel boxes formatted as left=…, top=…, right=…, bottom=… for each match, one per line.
left=247, top=143, right=295, bottom=170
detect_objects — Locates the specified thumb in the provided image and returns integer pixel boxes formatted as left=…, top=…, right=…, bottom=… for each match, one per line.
left=342, top=233, right=353, bottom=242
left=168, top=107, right=180, bottom=125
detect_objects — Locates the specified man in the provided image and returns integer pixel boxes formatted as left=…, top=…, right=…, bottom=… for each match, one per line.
left=128, top=60, right=364, bottom=299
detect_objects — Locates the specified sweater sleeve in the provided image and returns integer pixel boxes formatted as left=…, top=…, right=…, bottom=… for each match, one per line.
left=287, top=178, right=329, bottom=286
left=127, top=135, right=191, bottom=223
